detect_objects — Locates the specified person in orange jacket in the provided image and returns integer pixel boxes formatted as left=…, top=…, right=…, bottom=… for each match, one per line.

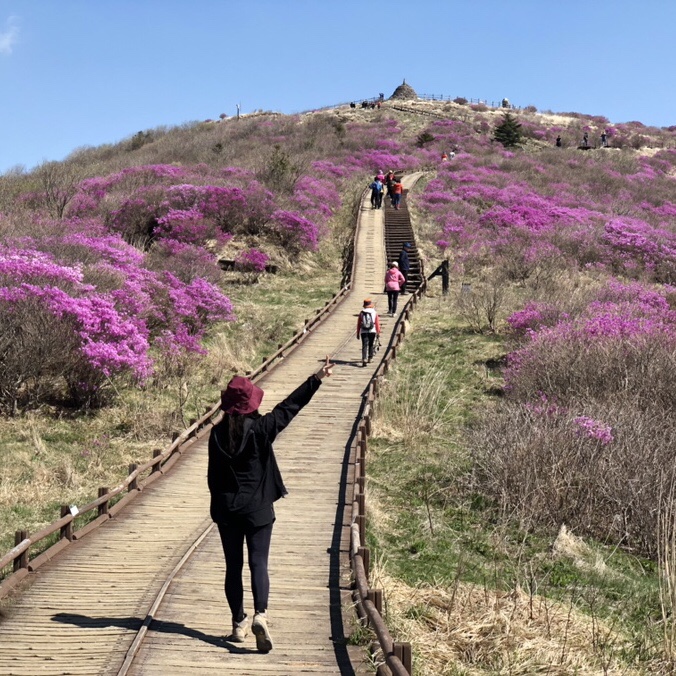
left=392, top=178, right=404, bottom=209
left=356, top=298, right=381, bottom=367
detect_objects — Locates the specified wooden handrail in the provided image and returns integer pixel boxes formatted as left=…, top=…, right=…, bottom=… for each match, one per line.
left=348, top=238, right=427, bottom=674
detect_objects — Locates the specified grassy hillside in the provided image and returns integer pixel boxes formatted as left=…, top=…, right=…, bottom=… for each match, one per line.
left=2, top=96, right=676, bottom=671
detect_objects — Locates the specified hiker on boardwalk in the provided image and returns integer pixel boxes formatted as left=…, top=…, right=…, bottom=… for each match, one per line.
left=556, top=135, right=562, bottom=147
left=601, top=130, right=608, bottom=147
left=208, top=358, right=334, bottom=651
left=369, top=177, right=383, bottom=209
left=392, top=177, right=404, bottom=209
left=582, top=131, right=589, bottom=148
left=356, top=299, right=381, bottom=367
left=384, top=170, right=396, bottom=201
left=397, top=242, right=411, bottom=294
left=384, top=261, right=406, bottom=316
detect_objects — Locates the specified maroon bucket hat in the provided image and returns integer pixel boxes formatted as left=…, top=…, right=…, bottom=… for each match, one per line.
left=220, top=376, right=264, bottom=415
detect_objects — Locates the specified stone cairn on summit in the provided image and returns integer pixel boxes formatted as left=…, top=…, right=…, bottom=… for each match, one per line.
left=389, top=80, right=418, bottom=101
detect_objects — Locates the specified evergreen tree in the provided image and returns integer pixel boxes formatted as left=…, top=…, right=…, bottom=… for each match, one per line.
left=493, top=113, right=523, bottom=148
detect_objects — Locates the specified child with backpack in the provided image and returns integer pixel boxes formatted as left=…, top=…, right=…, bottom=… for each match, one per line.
left=356, top=299, right=381, bottom=367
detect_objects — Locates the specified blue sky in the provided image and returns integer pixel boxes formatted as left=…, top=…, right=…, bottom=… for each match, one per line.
left=0, top=0, right=674, bottom=173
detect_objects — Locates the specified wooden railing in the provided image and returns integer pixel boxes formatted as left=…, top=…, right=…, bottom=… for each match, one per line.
left=349, top=255, right=428, bottom=675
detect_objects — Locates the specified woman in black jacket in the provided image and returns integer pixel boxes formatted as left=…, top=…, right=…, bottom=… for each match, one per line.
left=208, top=357, right=333, bottom=651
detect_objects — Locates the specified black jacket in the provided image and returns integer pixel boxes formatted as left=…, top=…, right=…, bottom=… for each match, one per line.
left=208, top=374, right=322, bottom=524
left=397, top=249, right=410, bottom=272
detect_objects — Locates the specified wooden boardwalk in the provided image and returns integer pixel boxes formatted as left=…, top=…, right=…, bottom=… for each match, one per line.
left=0, top=175, right=421, bottom=676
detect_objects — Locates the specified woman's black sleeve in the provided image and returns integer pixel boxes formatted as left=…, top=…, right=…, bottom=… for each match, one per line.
left=258, top=375, right=322, bottom=440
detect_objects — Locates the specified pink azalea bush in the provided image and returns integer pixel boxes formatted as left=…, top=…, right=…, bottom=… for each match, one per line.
left=0, top=233, right=234, bottom=411
left=235, top=248, right=269, bottom=273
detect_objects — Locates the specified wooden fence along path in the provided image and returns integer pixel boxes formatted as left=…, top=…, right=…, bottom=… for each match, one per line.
left=0, top=174, right=423, bottom=676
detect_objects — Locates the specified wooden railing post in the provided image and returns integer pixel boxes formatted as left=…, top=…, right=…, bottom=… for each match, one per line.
left=358, top=545, right=370, bottom=578
left=98, top=487, right=109, bottom=517
left=357, top=492, right=365, bottom=517
left=367, top=588, right=383, bottom=615
left=60, top=506, right=73, bottom=541
left=128, top=464, right=138, bottom=491
left=356, top=514, right=366, bottom=546
left=14, top=530, right=28, bottom=571
left=394, top=642, right=412, bottom=673
left=151, top=449, right=162, bottom=473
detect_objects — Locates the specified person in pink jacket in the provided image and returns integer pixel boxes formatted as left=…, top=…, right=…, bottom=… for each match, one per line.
left=384, top=261, right=406, bottom=316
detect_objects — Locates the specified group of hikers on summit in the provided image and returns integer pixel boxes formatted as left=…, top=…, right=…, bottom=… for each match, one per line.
left=208, top=192, right=414, bottom=650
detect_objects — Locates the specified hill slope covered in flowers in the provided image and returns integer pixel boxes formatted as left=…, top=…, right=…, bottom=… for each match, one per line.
left=2, top=99, right=676, bottom=594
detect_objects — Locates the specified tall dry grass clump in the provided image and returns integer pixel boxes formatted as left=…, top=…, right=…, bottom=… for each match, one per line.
left=370, top=564, right=634, bottom=675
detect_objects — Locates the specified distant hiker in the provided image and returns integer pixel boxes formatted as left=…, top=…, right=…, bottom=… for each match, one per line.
left=582, top=132, right=589, bottom=148
left=441, top=152, right=448, bottom=161
left=449, top=151, right=456, bottom=159
left=601, top=131, right=608, bottom=147
left=350, top=102, right=356, bottom=109
left=392, top=177, right=404, bottom=209
left=369, top=178, right=383, bottom=209
left=397, top=242, right=411, bottom=294
left=384, top=261, right=406, bottom=316
left=384, top=170, right=396, bottom=201
left=375, top=169, right=385, bottom=183
left=356, top=299, right=381, bottom=367
left=556, top=135, right=562, bottom=147
left=208, top=359, right=334, bottom=651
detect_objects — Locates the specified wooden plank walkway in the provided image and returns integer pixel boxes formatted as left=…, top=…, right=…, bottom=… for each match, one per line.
left=0, top=175, right=422, bottom=675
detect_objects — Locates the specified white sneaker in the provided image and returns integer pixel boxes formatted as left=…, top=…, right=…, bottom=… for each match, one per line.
left=252, top=612, right=273, bottom=652
left=230, top=615, right=249, bottom=642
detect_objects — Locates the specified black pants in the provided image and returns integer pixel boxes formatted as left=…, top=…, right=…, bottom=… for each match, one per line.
left=217, top=521, right=273, bottom=621
left=400, top=270, right=409, bottom=294
left=361, top=332, right=376, bottom=362
left=387, top=290, right=400, bottom=314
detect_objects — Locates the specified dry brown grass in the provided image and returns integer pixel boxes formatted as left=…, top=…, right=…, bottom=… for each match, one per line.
left=371, top=564, right=637, bottom=675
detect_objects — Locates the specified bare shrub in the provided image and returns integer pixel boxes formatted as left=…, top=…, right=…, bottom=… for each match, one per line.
left=0, top=299, right=114, bottom=413
left=469, top=400, right=676, bottom=557
left=455, top=273, right=508, bottom=333
left=33, top=161, right=83, bottom=218
left=506, top=331, right=676, bottom=412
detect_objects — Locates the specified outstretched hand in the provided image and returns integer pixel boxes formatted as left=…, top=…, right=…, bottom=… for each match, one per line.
left=316, top=355, right=334, bottom=380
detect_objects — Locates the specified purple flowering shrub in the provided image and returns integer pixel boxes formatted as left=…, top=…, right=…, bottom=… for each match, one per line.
left=408, top=112, right=676, bottom=555
left=470, top=281, right=676, bottom=555
left=0, top=235, right=234, bottom=411
left=271, top=210, right=320, bottom=252
left=235, top=248, right=269, bottom=273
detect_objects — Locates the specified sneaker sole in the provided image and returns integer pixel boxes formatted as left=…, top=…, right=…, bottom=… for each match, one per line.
left=252, top=623, right=273, bottom=652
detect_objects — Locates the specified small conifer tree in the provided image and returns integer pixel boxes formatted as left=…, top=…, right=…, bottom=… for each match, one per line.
left=494, top=113, right=523, bottom=147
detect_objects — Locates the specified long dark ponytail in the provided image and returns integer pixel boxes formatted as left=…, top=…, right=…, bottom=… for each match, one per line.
left=223, top=413, right=246, bottom=456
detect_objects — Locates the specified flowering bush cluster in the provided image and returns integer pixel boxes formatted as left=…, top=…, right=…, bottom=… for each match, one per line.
left=235, top=248, right=269, bottom=272
left=1, top=109, right=441, bottom=411
left=0, top=232, right=234, bottom=411
left=410, top=110, right=676, bottom=556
